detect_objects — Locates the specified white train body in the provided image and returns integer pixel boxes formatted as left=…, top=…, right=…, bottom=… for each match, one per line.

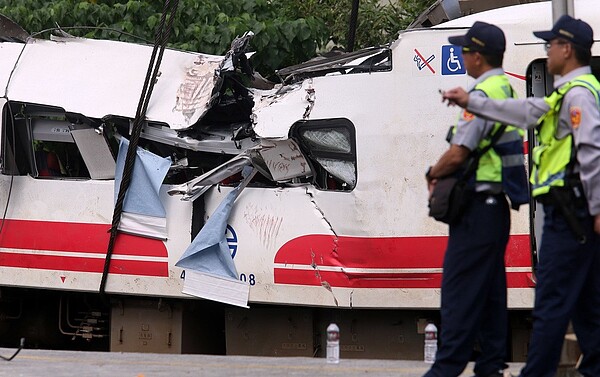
left=0, top=0, right=597, bottom=357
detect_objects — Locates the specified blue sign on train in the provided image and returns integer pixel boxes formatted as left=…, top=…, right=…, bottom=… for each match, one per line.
left=441, top=45, right=466, bottom=75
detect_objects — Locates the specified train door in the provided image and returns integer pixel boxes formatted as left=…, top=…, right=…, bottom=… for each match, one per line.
left=525, top=60, right=551, bottom=271
left=525, top=56, right=600, bottom=270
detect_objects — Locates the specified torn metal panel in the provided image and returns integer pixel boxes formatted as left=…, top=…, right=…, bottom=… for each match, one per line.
left=138, top=121, right=258, bottom=154
left=252, top=80, right=313, bottom=139
left=167, top=138, right=313, bottom=202
left=70, top=128, right=115, bottom=180
left=172, top=54, right=222, bottom=125
left=275, top=46, right=392, bottom=83
left=251, top=46, right=392, bottom=139
left=219, top=31, right=254, bottom=72
left=167, top=153, right=252, bottom=201
left=171, top=31, right=255, bottom=128
left=258, top=139, right=312, bottom=181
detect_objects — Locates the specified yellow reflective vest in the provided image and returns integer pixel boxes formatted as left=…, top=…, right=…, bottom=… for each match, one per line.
left=531, top=74, right=600, bottom=197
left=456, top=75, right=529, bottom=208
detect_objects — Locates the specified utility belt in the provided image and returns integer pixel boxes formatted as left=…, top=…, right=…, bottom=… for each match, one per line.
left=535, top=182, right=588, bottom=244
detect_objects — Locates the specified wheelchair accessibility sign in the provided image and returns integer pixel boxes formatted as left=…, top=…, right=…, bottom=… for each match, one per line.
left=441, top=45, right=465, bottom=75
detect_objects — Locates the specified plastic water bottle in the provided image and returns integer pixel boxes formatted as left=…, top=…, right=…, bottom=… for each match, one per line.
left=424, top=322, right=437, bottom=364
left=326, top=323, right=340, bottom=364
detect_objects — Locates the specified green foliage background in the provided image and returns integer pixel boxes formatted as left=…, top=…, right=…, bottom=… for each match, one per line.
left=0, top=0, right=433, bottom=76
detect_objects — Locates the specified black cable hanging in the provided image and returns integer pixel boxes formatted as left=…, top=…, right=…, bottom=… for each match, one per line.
left=0, top=41, right=30, bottom=236
left=99, top=0, right=180, bottom=296
left=0, top=338, right=24, bottom=361
left=346, top=0, right=360, bottom=52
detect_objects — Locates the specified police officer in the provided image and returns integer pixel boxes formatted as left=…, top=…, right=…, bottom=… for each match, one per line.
left=425, top=22, right=528, bottom=377
left=443, top=15, right=600, bottom=377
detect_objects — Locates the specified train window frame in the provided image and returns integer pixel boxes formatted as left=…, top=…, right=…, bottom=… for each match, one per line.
left=1, top=102, right=115, bottom=180
left=292, top=118, right=357, bottom=192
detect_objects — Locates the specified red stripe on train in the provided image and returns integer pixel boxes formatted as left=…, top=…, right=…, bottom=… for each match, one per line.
left=274, top=235, right=533, bottom=289
left=275, top=235, right=531, bottom=268
left=0, top=219, right=168, bottom=277
left=505, top=71, right=526, bottom=81
left=274, top=269, right=534, bottom=289
left=0, top=219, right=167, bottom=257
left=0, top=252, right=168, bottom=276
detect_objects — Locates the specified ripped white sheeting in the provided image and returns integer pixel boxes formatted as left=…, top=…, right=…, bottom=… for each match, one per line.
left=114, top=138, right=171, bottom=239
left=182, top=270, right=250, bottom=308
left=119, top=212, right=168, bottom=240
left=176, top=167, right=256, bottom=307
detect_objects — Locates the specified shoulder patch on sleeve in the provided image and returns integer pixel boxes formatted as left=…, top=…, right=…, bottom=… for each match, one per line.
left=570, top=106, right=582, bottom=129
left=462, top=109, right=475, bottom=121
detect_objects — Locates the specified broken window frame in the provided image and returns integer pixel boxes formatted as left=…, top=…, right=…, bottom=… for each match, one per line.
left=1, top=102, right=116, bottom=180
left=292, top=118, right=357, bottom=192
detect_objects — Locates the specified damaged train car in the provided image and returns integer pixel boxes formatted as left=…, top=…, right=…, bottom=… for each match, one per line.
left=2, top=0, right=597, bottom=359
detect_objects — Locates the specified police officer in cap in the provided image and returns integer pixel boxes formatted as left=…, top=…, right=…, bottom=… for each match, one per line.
left=425, top=21, right=528, bottom=377
left=443, top=15, right=600, bottom=377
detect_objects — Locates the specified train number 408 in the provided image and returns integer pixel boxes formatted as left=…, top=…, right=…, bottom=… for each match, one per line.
left=180, top=270, right=256, bottom=286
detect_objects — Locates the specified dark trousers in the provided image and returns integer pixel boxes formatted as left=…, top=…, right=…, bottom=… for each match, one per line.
left=520, top=205, right=600, bottom=377
left=425, top=194, right=510, bottom=377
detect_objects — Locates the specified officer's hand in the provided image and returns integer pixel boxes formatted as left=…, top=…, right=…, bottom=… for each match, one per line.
left=427, top=179, right=437, bottom=199
left=442, top=88, right=469, bottom=108
left=594, top=214, right=600, bottom=234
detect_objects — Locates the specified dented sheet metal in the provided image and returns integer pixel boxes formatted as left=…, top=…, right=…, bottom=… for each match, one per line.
left=6, top=37, right=223, bottom=129
left=167, top=138, right=312, bottom=202
left=172, top=54, right=222, bottom=126
left=252, top=80, right=315, bottom=139
left=275, top=46, right=391, bottom=79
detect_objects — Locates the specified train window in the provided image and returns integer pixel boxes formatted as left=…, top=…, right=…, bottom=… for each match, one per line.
left=1, top=109, right=30, bottom=176
left=30, top=119, right=90, bottom=179
left=1, top=102, right=115, bottom=179
left=293, top=118, right=357, bottom=191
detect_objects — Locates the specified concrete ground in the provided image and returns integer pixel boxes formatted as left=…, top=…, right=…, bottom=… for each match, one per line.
left=0, top=347, right=526, bottom=377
